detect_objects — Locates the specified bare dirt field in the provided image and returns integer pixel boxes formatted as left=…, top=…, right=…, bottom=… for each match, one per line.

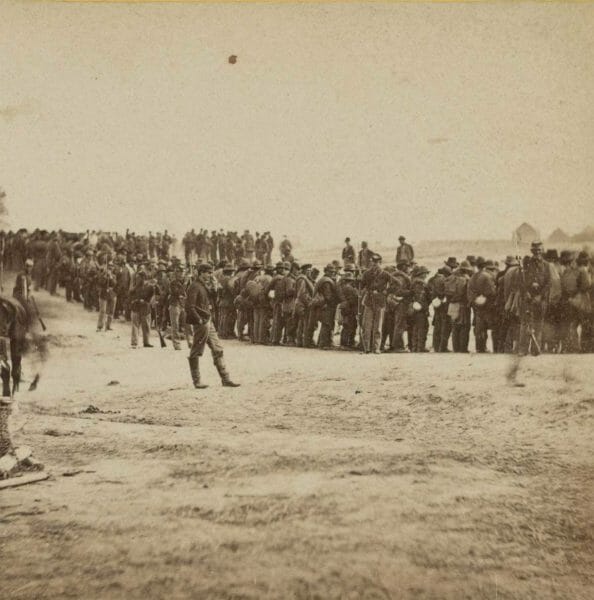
left=2, top=290, right=593, bottom=599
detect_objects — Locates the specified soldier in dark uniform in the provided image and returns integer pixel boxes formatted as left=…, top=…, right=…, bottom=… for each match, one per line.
left=338, top=271, right=359, bottom=349
left=467, top=257, right=497, bottom=352
left=129, top=271, right=154, bottom=348
left=410, top=266, right=431, bottom=352
left=269, top=262, right=289, bottom=345
left=396, top=236, right=414, bottom=265
left=360, top=254, right=390, bottom=353
left=428, top=265, right=451, bottom=352
left=96, top=262, right=117, bottom=332
left=494, top=256, right=518, bottom=352
left=358, top=241, right=373, bottom=271
left=218, top=264, right=238, bottom=339
left=166, top=266, right=187, bottom=350
left=252, top=265, right=273, bottom=344
left=315, top=264, right=339, bottom=349
left=185, top=263, right=240, bottom=389
left=13, top=259, right=33, bottom=307
left=342, top=238, right=356, bottom=268
left=282, top=261, right=299, bottom=345
left=517, top=241, right=551, bottom=356
left=293, top=263, right=314, bottom=347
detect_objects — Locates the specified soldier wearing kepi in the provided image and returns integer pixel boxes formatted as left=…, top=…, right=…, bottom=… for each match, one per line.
left=185, top=263, right=240, bottom=389
left=517, top=241, right=551, bottom=356
left=166, top=265, right=186, bottom=350
left=360, top=254, right=390, bottom=353
left=338, top=270, right=359, bottom=349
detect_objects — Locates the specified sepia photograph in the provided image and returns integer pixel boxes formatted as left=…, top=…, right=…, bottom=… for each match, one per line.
left=1, top=1, right=592, bottom=598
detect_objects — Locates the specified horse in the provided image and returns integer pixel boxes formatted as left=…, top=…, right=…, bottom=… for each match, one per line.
left=0, top=295, right=31, bottom=398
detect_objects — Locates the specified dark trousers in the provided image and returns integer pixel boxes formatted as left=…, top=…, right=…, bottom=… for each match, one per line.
left=271, top=304, right=285, bottom=344
left=411, top=313, right=428, bottom=352
left=391, top=303, right=409, bottom=351
left=432, top=305, right=447, bottom=352
left=473, top=307, right=490, bottom=352
left=318, top=305, right=336, bottom=348
left=340, top=313, right=357, bottom=348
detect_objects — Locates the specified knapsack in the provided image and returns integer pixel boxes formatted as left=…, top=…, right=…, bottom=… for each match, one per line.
left=444, top=275, right=459, bottom=298
left=561, top=267, right=579, bottom=296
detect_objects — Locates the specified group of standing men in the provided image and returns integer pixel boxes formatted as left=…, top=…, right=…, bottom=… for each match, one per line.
left=6, top=227, right=594, bottom=389
left=181, top=229, right=294, bottom=268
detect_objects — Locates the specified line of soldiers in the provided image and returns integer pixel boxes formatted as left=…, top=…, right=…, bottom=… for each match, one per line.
left=6, top=228, right=594, bottom=361
left=180, top=230, right=294, bottom=267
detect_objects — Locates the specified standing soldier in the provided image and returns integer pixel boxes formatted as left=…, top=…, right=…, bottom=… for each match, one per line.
left=253, top=265, right=274, bottom=344
left=58, top=248, right=76, bottom=303
left=13, top=259, right=34, bottom=307
left=210, top=231, right=218, bottom=265
left=218, top=264, right=238, bottom=339
left=467, top=257, right=497, bottom=352
left=396, top=236, right=414, bottom=265
left=166, top=266, right=187, bottom=351
left=242, top=230, right=255, bottom=262
left=96, top=262, right=117, bottom=332
left=233, top=259, right=253, bottom=341
left=182, top=230, right=196, bottom=266
left=293, top=263, right=314, bottom=347
left=129, top=271, right=153, bottom=348
left=342, top=238, right=356, bottom=268
left=255, top=233, right=267, bottom=265
left=517, top=242, right=551, bottom=356
left=217, top=230, right=227, bottom=263
left=360, top=254, right=390, bottom=353
left=46, top=232, right=62, bottom=296
left=279, top=235, right=292, bottom=261
left=443, top=260, right=473, bottom=352
left=338, top=271, right=359, bottom=349
left=315, top=264, right=339, bottom=349
left=409, top=266, right=431, bottom=352
left=270, top=262, right=289, bottom=345
left=265, top=232, right=274, bottom=267
left=225, top=234, right=236, bottom=266
left=358, top=241, right=373, bottom=271
left=428, top=265, right=451, bottom=352
left=185, top=263, right=240, bottom=389
left=559, top=251, right=579, bottom=352
left=282, top=261, right=299, bottom=345
left=494, top=256, right=518, bottom=352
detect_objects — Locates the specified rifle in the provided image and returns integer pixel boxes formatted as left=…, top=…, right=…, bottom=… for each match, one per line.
left=30, top=296, right=47, bottom=331
left=157, top=328, right=167, bottom=348
left=516, top=256, right=541, bottom=356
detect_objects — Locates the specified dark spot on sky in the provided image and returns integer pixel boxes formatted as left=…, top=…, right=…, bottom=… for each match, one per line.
left=228, top=55, right=237, bottom=65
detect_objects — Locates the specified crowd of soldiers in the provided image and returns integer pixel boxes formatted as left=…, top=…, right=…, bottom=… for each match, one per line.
left=3, top=228, right=593, bottom=387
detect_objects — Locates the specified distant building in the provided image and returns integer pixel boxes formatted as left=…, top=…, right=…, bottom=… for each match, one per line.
left=572, top=225, right=594, bottom=243
left=512, top=222, right=539, bottom=245
left=547, top=228, right=571, bottom=244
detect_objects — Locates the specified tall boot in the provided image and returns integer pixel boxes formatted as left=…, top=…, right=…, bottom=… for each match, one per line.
left=214, top=355, right=240, bottom=387
left=188, top=357, right=208, bottom=389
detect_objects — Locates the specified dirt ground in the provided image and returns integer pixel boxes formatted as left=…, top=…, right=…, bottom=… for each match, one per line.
left=2, top=290, right=593, bottom=600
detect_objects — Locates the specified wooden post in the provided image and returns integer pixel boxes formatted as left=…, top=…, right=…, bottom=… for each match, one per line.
left=0, top=401, right=13, bottom=458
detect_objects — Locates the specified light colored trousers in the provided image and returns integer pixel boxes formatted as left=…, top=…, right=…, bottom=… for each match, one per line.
left=131, top=310, right=150, bottom=346
left=97, top=296, right=115, bottom=330
left=361, top=306, right=384, bottom=352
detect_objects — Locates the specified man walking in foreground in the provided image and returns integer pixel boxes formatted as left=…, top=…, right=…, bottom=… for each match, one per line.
left=185, top=263, right=240, bottom=389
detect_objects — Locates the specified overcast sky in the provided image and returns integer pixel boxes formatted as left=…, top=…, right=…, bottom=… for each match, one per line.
left=1, top=2, right=592, bottom=246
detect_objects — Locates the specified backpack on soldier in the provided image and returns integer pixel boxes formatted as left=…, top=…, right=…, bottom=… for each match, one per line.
left=444, top=275, right=459, bottom=299
left=561, top=267, right=579, bottom=296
